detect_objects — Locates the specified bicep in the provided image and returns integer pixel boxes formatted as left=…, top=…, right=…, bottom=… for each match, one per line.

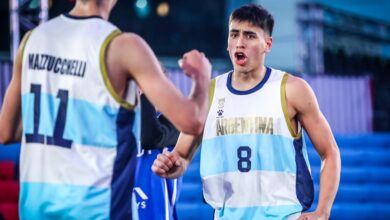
left=0, top=34, right=25, bottom=142
left=301, top=110, right=336, bottom=158
left=288, top=78, right=337, bottom=158
left=113, top=34, right=187, bottom=125
left=0, top=67, right=22, bottom=123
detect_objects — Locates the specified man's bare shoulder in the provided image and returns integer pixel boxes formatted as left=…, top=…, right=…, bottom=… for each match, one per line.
left=285, top=73, right=319, bottom=116
left=106, top=32, right=157, bottom=75
left=285, top=74, right=312, bottom=95
left=109, top=32, right=148, bottom=51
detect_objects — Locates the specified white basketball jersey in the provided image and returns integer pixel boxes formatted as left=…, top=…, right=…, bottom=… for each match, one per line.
left=20, top=14, right=139, bottom=220
left=201, top=67, right=314, bottom=220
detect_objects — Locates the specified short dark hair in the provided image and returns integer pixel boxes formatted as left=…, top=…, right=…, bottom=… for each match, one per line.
left=229, top=4, right=274, bottom=36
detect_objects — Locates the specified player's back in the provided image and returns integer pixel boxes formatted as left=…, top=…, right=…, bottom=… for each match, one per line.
left=19, top=14, right=138, bottom=220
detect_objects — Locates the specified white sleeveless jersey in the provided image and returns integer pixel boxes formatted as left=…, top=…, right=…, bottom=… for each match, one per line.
left=200, top=67, right=314, bottom=220
left=20, top=14, right=139, bottom=220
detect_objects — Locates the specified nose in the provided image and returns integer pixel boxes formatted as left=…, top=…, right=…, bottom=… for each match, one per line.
left=236, top=35, right=245, bottom=48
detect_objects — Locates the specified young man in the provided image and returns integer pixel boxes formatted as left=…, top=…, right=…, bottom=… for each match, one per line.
left=152, top=4, right=341, bottom=220
left=0, top=0, right=211, bottom=219
left=134, top=94, right=181, bottom=220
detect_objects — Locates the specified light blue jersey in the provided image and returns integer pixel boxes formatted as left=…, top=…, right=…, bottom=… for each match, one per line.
left=201, top=68, right=314, bottom=220
left=20, top=14, right=139, bottom=220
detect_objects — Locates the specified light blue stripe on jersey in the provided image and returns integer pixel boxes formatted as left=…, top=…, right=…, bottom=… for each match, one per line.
left=22, top=93, right=119, bottom=148
left=20, top=182, right=110, bottom=220
left=215, top=204, right=302, bottom=220
left=132, top=106, right=141, bottom=148
left=21, top=93, right=41, bottom=137
left=201, top=134, right=296, bottom=177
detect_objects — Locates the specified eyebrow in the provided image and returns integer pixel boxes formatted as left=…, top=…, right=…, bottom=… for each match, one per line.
left=229, top=29, right=257, bottom=36
left=243, top=31, right=257, bottom=35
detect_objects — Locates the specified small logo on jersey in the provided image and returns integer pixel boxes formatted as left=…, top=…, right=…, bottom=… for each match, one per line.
left=217, top=98, right=225, bottom=117
left=134, top=187, right=148, bottom=209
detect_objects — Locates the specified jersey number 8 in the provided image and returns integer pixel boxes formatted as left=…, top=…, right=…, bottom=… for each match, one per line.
left=237, top=146, right=251, bottom=172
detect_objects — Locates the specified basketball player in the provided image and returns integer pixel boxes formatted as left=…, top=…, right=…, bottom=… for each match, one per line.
left=152, top=4, right=341, bottom=220
left=134, top=93, right=181, bottom=220
left=0, top=0, right=211, bottom=219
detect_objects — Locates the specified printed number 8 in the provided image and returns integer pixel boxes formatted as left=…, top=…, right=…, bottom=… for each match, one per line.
left=237, top=146, right=251, bottom=172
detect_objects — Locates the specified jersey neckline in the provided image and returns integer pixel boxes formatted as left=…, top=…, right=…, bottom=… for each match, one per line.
left=227, top=66, right=271, bottom=95
left=62, top=13, right=103, bottom=20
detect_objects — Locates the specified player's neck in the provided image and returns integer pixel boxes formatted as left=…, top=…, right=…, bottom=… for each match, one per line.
left=69, top=1, right=110, bottom=20
left=232, top=66, right=266, bottom=91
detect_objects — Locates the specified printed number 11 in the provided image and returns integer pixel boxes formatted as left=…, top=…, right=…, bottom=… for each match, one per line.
left=25, top=84, right=72, bottom=148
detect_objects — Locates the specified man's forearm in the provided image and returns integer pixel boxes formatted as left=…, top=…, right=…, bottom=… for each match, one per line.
left=184, top=74, right=210, bottom=134
left=174, top=133, right=203, bottom=164
left=316, top=149, right=341, bottom=216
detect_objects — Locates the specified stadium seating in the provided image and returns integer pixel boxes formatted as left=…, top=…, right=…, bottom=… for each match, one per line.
left=0, top=160, right=19, bottom=220
left=0, top=203, right=18, bottom=220
left=177, top=134, right=390, bottom=220
left=1, top=134, right=389, bottom=219
left=0, top=161, right=14, bottom=181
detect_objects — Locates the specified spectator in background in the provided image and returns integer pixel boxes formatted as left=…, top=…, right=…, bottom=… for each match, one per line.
left=134, top=91, right=181, bottom=220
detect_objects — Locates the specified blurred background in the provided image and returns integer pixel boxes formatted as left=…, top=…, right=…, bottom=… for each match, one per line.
left=0, top=0, right=390, bottom=219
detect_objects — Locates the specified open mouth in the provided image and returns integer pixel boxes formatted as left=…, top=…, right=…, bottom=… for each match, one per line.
left=234, top=52, right=247, bottom=65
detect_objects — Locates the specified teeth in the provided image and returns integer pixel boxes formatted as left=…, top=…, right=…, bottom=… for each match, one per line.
left=235, top=52, right=245, bottom=59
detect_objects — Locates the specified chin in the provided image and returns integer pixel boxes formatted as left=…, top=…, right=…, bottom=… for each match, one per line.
left=233, top=65, right=248, bottom=73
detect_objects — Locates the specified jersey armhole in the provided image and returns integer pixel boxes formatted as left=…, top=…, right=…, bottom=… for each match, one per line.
left=281, top=73, right=302, bottom=139
left=21, top=31, right=33, bottom=58
left=209, top=78, right=216, bottom=109
left=99, top=30, right=136, bottom=110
